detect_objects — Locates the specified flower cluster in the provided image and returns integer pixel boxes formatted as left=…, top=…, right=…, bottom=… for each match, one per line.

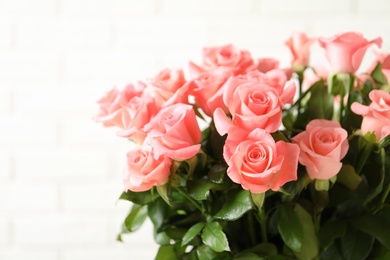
left=95, top=32, right=390, bottom=259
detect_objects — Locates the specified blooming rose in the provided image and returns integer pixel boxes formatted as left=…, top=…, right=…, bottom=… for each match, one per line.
left=285, top=32, right=314, bottom=67
left=123, top=144, right=171, bottom=192
left=213, top=73, right=295, bottom=135
left=144, top=103, right=201, bottom=161
left=189, top=67, right=232, bottom=117
left=318, top=32, right=382, bottom=73
left=144, top=68, right=189, bottom=107
left=257, top=58, right=280, bottom=73
left=202, top=44, right=255, bottom=75
left=224, top=128, right=300, bottom=193
left=292, top=119, right=349, bottom=180
left=94, top=82, right=145, bottom=128
left=116, top=95, right=159, bottom=143
left=351, top=90, right=390, bottom=140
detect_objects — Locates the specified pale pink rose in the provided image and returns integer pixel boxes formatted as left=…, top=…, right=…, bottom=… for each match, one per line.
left=302, top=64, right=330, bottom=90
left=116, top=95, right=159, bottom=143
left=202, top=44, right=255, bottom=75
left=285, top=32, right=314, bottom=67
left=144, top=68, right=189, bottom=107
left=292, top=119, right=349, bottom=180
left=318, top=32, right=382, bottom=73
left=257, top=58, right=280, bottom=73
left=144, top=103, right=201, bottom=161
left=224, top=128, right=299, bottom=193
left=190, top=67, right=233, bottom=116
left=213, top=73, right=295, bottom=135
left=123, top=144, right=171, bottom=192
left=351, top=90, right=390, bottom=140
left=94, top=82, right=145, bottom=128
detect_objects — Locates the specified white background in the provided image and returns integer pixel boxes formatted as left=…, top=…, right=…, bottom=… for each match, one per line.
left=0, top=0, right=390, bottom=259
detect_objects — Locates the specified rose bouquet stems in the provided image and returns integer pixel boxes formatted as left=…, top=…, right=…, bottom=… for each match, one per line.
left=95, top=32, right=390, bottom=259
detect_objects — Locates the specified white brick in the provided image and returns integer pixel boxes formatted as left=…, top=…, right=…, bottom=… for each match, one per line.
left=14, top=150, right=109, bottom=179
left=0, top=0, right=57, bottom=15
left=0, top=181, right=58, bottom=211
left=14, top=215, right=108, bottom=245
left=260, top=0, right=351, bottom=13
left=358, top=0, right=390, bottom=13
left=17, top=20, right=111, bottom=49
left=62, top=182, right=123, bottom=211
left=0, top=218, right=9, bottom=244
left=60, top=120, right=125, bottom=148
left=161, top=0, right=253, bottom=15
left=0, top=88, right=11, bottom=115
left=63, top=51, right=156, bottom=83
left=0, top=150, right=10, bottom=179
left=0, top=52, right=58, bottom=84
left=0, top=23, right=12, bottom=50
left=59, top=0, right=155, bottom=16
left=0, top=249, right=58, bottom=260
left=115, top=18, right=210, bottom=47
left=0, top=119, right=57, bottom=147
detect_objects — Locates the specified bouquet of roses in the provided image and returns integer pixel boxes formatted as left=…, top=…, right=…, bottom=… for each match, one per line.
left=94, top=31, right=390, bottom=259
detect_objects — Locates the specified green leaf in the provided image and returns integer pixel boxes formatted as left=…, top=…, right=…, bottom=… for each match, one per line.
left=187, top=179, right=214, bottom=200
left=124, top=204, right=148, bottom=232
left=119, top=190, right=158, bottom=205
left=196, top=245, right=219, bottom=260
left=320, top=244, right=344, bottom=260
left=371, top=62, right=388, bottom=85
left=351, top=214, right=390, bottom=249
left=157, top=184, right=171, bottom=206
left=201, top=221, right=230, bottom=252
left=181, top=222, right=205, bottom=247
left=336, top=165, right=362, bottom=191
left=294, top=204, right=319, bottom=259
left=340, top=227, right=374, bottom=260
left=308, top=82, right=334, bottom=120
left=148, top=197, right=169, bottom=230
left=379, top=134, right=390, bottom=149
left=214, top=189, right=254, bottom=221
left=233, top=252, right=264, bottom=259
left=155, top=245, right=178, bottom=260
left=318, top=219, right=347, bottom=250
left=248, top=243, right=278, bottom=256
left=208, top=164, right=227, bottom=184
left=251, top=192, right=265, bottom=210
left=277, top=205, right=303, bottom=252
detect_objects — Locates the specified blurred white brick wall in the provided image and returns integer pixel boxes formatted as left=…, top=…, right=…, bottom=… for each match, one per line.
left=0, top=0, right=389, bottom=259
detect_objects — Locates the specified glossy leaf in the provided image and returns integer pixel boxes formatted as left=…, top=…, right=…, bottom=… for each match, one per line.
left=294, top=204, right=319, bottom=259
left=308, top=82, right=333, bottom=120
left=215, top=189, right=254, bottom=221
left=351, top=214, right=390, bottom=249
left=196, top=245, right=220, bottom=260
left=155, top=245, right=177, bottom=260
left=157, top=184, right=171, bottom=206
left=208, top=164, right=227, bottom=184
left=181, top=222, right=205, bottom=247
left=187, top=179, right=214, bottom=200
left=124, top=204, right=148, bottom=232
left=277, top=205, right=303, bottom=252
left=318, top=219, right=347, bottom=250
left=201, top=221, right=230, bottom=252
left=340, top=227, right=374, bottom=260
left=119, top=190, right=158, bottom=205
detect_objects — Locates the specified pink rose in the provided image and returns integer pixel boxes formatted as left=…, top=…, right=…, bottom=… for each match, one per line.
left=285, top=32, right=314, bottom=67
left=116, top=95, right=159, bottom=143
left=94, top=82, right=145, bottom=128
left=351, top=90, right=390, bottom=140
left=144, top=103, right=201, bottom=161
left=213, top=73, right=295, bottom=135
left=224, top=128, right=300, bottom=193
left=202, top=44, right=255, bottom=75
left=144, top=68, right=189, bottom=107
left=292, top=119, right=349, bottom=180
left=123, top=144, right=171, bottom=192
left=190, top=67, right=232, bottom=117
left=318, top=32, right=382, bottom=73
left=257, top=58, right=280, bottom=73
